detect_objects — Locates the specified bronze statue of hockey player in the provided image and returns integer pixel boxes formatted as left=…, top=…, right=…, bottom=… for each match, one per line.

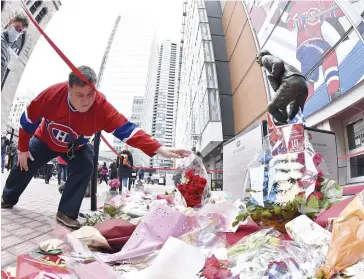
left=256, top=50, right=308, bottom=124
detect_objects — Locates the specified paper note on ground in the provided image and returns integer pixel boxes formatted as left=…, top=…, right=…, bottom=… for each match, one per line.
left=122, top=237, right=205, bottom=279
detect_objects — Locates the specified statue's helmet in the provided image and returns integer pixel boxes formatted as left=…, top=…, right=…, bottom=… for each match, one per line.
left=256, top=50, right=272, bottom=60
left=256, top=50, right=272, bottom=66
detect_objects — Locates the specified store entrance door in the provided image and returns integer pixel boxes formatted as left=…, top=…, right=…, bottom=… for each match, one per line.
left=345, top=113, right=364, bottom=184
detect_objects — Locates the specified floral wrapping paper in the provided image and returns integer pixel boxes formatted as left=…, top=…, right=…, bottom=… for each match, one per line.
left=227, top=228, right=318, bottom=279
left=285, top=215, right=331, bottom=260
left=286, top=214, right=364, bottom=277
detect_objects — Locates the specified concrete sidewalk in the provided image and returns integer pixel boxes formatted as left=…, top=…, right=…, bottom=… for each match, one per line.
left=0, top=173, right=98, bottom=269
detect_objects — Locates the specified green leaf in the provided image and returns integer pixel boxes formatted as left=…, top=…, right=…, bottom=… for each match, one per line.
left=235, top=214, right=244, bottom=221
left=232, top=220, right=240, bottom=227
left=261, top=210, right=272, bottom=220
left=273, top=205, right=281, bottom=215
left=307, top=195, right=320, bottom=209
left=165, top=191, right=169, bottom=195
left=319, top=196, right=329, bottom=209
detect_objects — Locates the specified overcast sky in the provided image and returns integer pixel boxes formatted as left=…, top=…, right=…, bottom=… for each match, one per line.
left=16, top=0, right=183, bottom=97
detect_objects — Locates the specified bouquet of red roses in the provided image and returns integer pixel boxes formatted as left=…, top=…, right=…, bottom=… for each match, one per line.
left=176, top=154, right=210, bottom=208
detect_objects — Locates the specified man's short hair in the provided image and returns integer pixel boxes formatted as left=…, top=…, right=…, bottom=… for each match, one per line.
left=13, top=14, right=29, bottom=28
left=68, top=66, right=97, bottom=87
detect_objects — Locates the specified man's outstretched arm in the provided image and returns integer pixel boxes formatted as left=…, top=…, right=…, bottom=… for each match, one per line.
left=102, top=101, right=190, bottom=158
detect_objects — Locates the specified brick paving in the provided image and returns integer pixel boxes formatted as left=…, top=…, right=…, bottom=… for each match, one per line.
left=0, top=172, right=101, bottom=269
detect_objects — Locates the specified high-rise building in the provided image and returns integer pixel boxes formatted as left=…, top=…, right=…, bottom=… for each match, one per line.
left=1, top=0, right=62, bottom=133
left=128, top=96, right=147, bottom=167
left=8, top=96, right=32, bottom=131
left=97, top=13, right=157, bottom=152
left=140, top=39, right=159, bottom=167
left=150, top=41, right=179, bottom=169
left=176, top=0, right=234, bottom=177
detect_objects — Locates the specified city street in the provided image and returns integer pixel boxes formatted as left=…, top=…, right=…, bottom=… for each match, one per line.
left=0, top=173, right=103, bottom=269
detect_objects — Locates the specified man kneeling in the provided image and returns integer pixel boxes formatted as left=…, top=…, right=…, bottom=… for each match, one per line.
left=1, top=66, right=189, bottom=229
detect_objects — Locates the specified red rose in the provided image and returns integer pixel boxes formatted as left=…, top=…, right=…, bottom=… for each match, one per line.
left=297, top=191, right=305, bottom=196
left=300, top=167, right=306, bottom=174
left=315, top=181, right=321, bottom=189
left=189, top=180, right=197, bottom=187
left=308, top=191, right=323, bottom=200
left=196, top=187, right=204, bottom=196
left=192, top=175, right=200, bottom=183
left=185, top=169, right=194, bottom=179
left=198, top=177, right=207, bottom=188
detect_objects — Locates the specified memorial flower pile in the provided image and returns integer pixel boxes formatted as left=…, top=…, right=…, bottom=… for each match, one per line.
left=233, top=112, right=342, bottom=232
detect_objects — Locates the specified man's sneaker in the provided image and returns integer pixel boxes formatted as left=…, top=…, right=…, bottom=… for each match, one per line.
left=58, top=183, right=65, bottom=194
left=1, top=198, right=14, bottom=209
left=56, top=212, right=81, bottom=229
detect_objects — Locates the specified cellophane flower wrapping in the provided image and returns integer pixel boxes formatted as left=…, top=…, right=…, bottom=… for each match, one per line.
left=97, top=203, right=196, bottom=264
left=234, top=113, right=342, bottom=232
left=104, top=194, right=124, bottom=219
left=178, top=213, right=227, bottom=256
left=15, top=254, right=76, bottom=279
left=316, top=191, right=364, bottom=279
left=48, top=223, right=122, bottom=279
left=227, top=228, right=319, bottom=279
left=175, top=154, right=211, bottom=208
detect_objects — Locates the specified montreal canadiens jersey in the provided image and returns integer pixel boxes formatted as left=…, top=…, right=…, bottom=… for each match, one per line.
left=18, top=81, right=161, bottom=156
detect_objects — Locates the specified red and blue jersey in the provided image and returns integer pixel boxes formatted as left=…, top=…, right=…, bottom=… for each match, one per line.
left=19, top=81, right=161, bottom=156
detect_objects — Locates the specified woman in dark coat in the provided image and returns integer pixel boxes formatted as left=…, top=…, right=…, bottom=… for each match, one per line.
left=109, top=159, right=118, bottom=179
left=117, top=145, right=133, bottom=192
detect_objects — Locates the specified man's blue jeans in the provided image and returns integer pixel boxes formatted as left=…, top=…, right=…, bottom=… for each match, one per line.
left=2, top=137, right=94, bottom=219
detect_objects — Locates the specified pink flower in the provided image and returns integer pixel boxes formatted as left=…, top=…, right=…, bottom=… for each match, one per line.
left=156, top=194, right=174, bottom=205
left=108, top=179, right=120, bottom=189
left=201, top=255, right=232, bottom=279
left=313, top=152, right=323, bottom=166
left=297, top=152, right=305, bottom=165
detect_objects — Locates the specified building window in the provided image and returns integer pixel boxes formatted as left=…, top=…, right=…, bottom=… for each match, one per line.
left=10, top=33, right=26, bottom=55
left=1, top=0, right=6, bottom=11
left=35, top=6, right=47, bottom=23
left=29, top=0, right=42, bottom=14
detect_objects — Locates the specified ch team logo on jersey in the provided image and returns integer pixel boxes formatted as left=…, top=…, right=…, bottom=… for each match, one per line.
left=47, top=122, right=78, bottom=148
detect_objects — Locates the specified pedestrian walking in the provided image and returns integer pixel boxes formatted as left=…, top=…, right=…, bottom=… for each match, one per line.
left=109, top=159, right=117, bottom=179
left=6, top=141, right=17, bottom=172
left=99, top=162, right=108, bottom=184
left=44, top=160, right=54, bottom=184
left=138, top=167, right=145, bottom=181
left=1, top=66, right=190, bottom=229
left=57, top=156, right=68, bottom=185
left=117, top=144, right=133, bottom=191
left=1, top=135, right=10, bottom=173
